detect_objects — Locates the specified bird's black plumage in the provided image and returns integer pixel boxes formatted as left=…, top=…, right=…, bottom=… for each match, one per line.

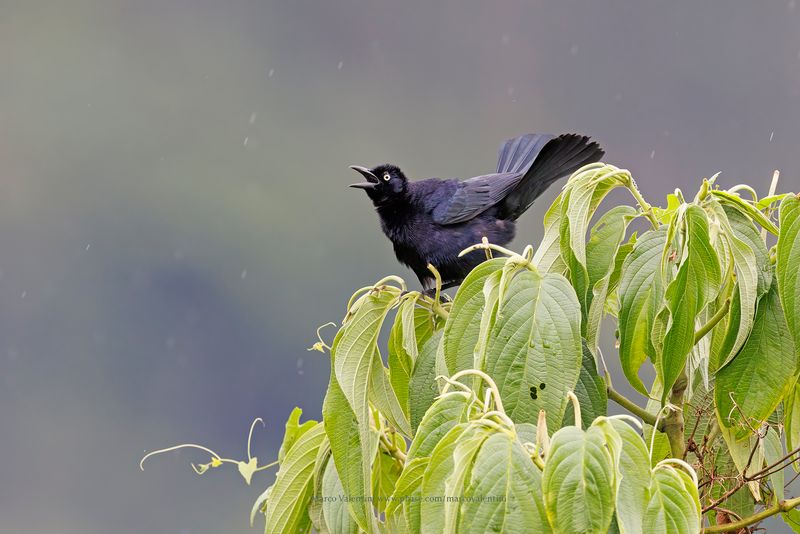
left=350, top=133, right=604, bottom=291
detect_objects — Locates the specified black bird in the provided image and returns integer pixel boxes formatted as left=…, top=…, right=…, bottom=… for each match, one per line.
left=349, top=133, right=604, bottom=292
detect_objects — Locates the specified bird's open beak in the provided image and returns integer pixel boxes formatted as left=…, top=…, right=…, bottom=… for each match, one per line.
left=349, top=165, right=378, bottom=190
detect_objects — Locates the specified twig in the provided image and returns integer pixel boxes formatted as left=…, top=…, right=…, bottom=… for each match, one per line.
left=605, top=374, right=662, bottom=430
left=702, top=436, right=789, bottom=514
left=749, top=444, right=800, bottom=481
left=625, top=177, right=660, bottom=228
left=702, top=496, right=800, bottom=533
left=379, top=430, right=406, bottom=464
left=694, top=299, right=731, bottom=344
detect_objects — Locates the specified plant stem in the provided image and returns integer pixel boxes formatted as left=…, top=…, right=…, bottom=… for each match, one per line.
left=626, top=178, right=660, bottom=229
left=762, top=169, right=781, bottom=242
left=702, top=496, right=800, bottom=533
left=663, top=370, right=688, bottom=458
left=379, top=431, right=406, bottom=464
left=605, top=375, right=663, bottom=430
left=694, top=299, right=731, bottom=344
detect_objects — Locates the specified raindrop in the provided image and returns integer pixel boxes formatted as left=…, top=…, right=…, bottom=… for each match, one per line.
left=614, top=93, right=622, bottom=102
left=268, top=68, right=275, bottom=78
left=20, top=291, right=26, bottom=299
left=243, top=137, right=249, bottom=147
left=650, top=149, right=656, bottom=159
left=241, top=269, right=247, bottom=279
left=249, top=112, right=257, bottom=124
left=337, top=61, right=344, bottom=70
left=570, top=44, right=579, bottom=55
left=85, top=243, right=91, bottom=251
left=501, top=34, right=510, bottom=45
left=770, top=131, right=775, bottom=142
left=789, top=0, right=796, bottom=10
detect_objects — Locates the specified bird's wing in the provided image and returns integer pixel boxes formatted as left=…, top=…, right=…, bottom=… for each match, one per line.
left=431, top=171, right=523, bottom=225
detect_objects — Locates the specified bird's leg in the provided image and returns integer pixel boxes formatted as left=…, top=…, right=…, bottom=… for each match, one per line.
left=422, top=281, right=459, bottom=299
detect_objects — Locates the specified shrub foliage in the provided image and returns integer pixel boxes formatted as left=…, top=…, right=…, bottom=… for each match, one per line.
left=143, top=164, right=800, bottom=533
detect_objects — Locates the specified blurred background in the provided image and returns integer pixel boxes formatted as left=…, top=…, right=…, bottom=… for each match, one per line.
left=1, top=1, right=799, bottom=532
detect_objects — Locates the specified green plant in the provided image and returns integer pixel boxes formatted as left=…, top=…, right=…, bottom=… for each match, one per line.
left=142, top=163, right=800, bottom=533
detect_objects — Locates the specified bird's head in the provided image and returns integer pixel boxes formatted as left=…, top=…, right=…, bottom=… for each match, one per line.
left=349, top=164, right=407, bottom=204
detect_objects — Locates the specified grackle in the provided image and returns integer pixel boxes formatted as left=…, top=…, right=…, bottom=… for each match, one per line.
left=349, top=133, right=604, bottom=292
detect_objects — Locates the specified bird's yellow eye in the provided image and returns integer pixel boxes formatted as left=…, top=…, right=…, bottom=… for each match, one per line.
left=383, top=173, right=391, bottom=181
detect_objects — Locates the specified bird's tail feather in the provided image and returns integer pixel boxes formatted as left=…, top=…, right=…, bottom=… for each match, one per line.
left=500, top=133, right=604, bottom=220
left=496, top=133, right=554, bottom=174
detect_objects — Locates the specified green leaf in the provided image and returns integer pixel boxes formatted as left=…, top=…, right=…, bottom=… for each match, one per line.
left=278, top=407, right=318, bottom=463
left=473, top=269, right=503, bottom=374
left=716, top=279, right=796, bottom=438
left=369, top=349, right=412, bottom=437
left=334, top=287, right=399, bottom=426
left=757, top=193, right=790, bottom=210
left=388, top=302, right=435, bottom=419
left=762, top=427, right=784, bottom=503
left=608, top=419, right=651, bottom=534
left=485, top=269, right=583, bottom=431
left=441, top=258, right=505, bottom=375
left=328, top=286, right=400, bottom=532
left=584, top=206, right=639, bottom=350
left=708, top=446, right=755, bottom=521
left=442, top=424, right=494, bottom=532
left=409, top=330, right=444, bottom=432
left=785, top=378, right=800, bottom=467
left=372, top=442, right=403, bottom=514
left=682, top=383, right=717, bottom=459
left=562, top=341, right=607, bottom=428
left=407, top=391, right=474, bottom=461
left=659, top=205, right=721, bottom=400
left=251, top=487, right=271, bottom=528
left=778, top=194, right=800, bottom=352
left=386, top=457, right=428, bottom=532
left=607, top=233, right=637, bottom=307
left=307, top=443, right=331, bottom=534
left=543, top=425, right=616, bottom=533
left=533, top=191, right=567, bottom=274
left=711, top=189, right=779, bottom=236
left=420, top=423, right=469, bottom=533
left=643, top=466, right=701, bottom=533
left=711, top=203, right=772, bottom=369
left=560, top=164, right=631, bottom=272
left=558, top=167, right=631, bottom=340
left=264, top=423, right=327, bottom=534
left=321, top=459, right=359, bottom=534
left=457, top=431, right=550, bottom=532
left=237, top=457, right=258, bottom=485
left=618, top=228, right=667, bottom=394
left=322, top=330, right=374, bottom=532
left=719, top=423, right=763, bottom=501
left=783, top=508, right=800, bottom=533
